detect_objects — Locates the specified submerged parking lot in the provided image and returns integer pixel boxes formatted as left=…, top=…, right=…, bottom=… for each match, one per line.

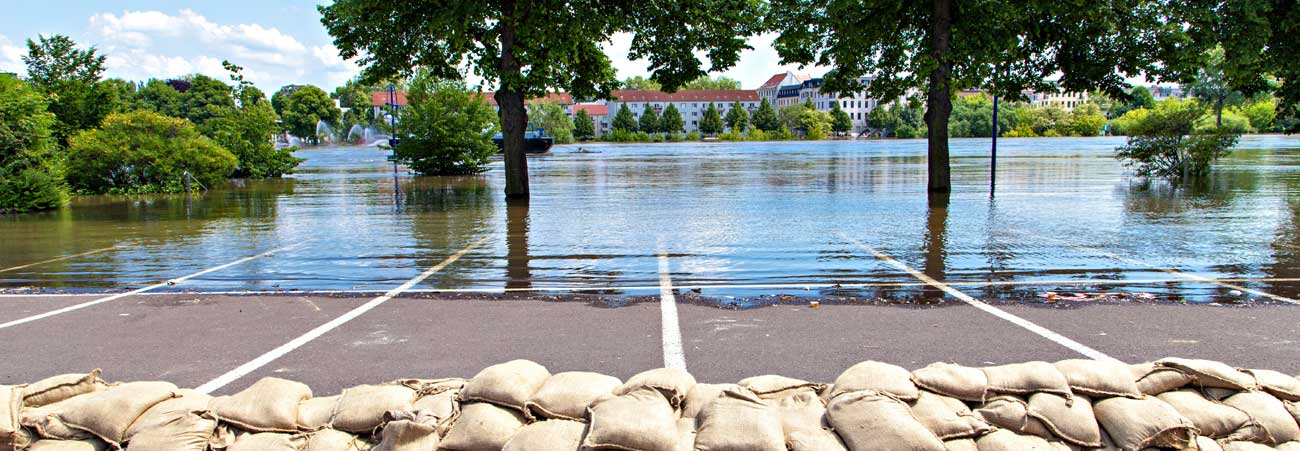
left=2, top=136, right=1299, bottom=392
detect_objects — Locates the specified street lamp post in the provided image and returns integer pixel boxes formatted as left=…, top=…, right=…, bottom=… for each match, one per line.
left=991, top=94, right=998, bottom=194
left=387, top=83, right=400, bottom=202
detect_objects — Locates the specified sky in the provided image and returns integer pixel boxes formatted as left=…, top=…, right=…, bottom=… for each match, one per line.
left=0, top=1, right=825, bottom=93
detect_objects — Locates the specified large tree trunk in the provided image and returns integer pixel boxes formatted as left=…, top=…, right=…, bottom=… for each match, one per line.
left=497, top=7, right=529, bottom=199
left=924, top=0, right=954, bottom=193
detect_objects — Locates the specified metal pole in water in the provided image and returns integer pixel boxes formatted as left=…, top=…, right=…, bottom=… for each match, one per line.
left=388, top=83, right=400, bottom=203
left=991, top=94, right=998, bottom=194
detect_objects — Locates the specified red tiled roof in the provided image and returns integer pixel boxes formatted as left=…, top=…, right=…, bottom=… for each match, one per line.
left=611, top=90, right=759, bottom=103
left=758, top=73, right=788, bottom=90
left=573, top=103, right=608, bottom=116
left=370, top=91, right=408, bottom=107
left=479, top=92, right=574, bottom=106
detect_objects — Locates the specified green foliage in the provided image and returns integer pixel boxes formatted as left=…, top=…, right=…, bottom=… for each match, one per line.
left=894, top=124, right=923, bottom=139
left=682, top=76, right=741, bottom=90
left=1238, top=99, right=1277, bottom=132
left=270, top=85, right=300, bottom=117
left=1194, top=110, right=1251, bottom=134
left=23, top=35, right=117, bottom=144
left=830, top=102, right=852, bottom=134
left=778, top=103, right=805, bottom=132
left=699, top=103, right=723, bottom=135
left=867, top=104, right=904, bottom=136
left=0, top=75, right=63, bottom=212
left=1068, top=104, right=1108, bottom=137
left=746, top=129, right=768, bottom=141
left=0, top=167, right=64, bottom=212
left=724, top=101, right=749, bottom=132
left=64, top=111, right=237, bottom=194
left=281, top=85, right=340, bottom=144
left=686, top=131, right=701, bottom=141
left=798, top=108, right=832, bottom=140
left=661, top=104, right=684, bottom=133
left=1112, top=86, right=1157, bottom=117
left=527, top=101, right=575, bottom=144
left=573, top=109, right=595, bottom=140
left=200, top=89, right=302, bottom=178
left=1187, top=47, right=1245, bottom=130
left=622, top=76, right=661, bottom=91
left=752, top=98, right=779, bottom=131
left=770, top=125, right=793, bottom=140
left=1115, top=100, right=1239, bottom=178
left=394, top=74, right=498, bottom=175
left=1185, top=0, right=1299, bottom=130
left=135, top=79, right=185, bottom=117
left=183, top=74, right=236, bottom=126
left=612, top=104, right=637, bottom=132
left=638, top=106, right=660, bottom=134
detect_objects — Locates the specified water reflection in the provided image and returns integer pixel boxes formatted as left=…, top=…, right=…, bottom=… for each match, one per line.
left=506, top=199, right=531, bottom=290
left=923, top=192, right=949, bottom=300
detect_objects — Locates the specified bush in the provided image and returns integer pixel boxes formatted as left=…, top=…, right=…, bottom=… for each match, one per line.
left=1110, top=108, right=1150, bottom=136
left=1238, top=99, right=1277, bottom=132
left=634, top=131, right=652, bottom=141
left=1194, top=110, right=1251, bottom=134
left=718, top=130, right=744, bottom=141
left=201, top=97, right=302, bottom=178
left=1115, top=100, right=1239, bottom=178
left=894, top=124, right=922, bottom=139
left=665, top=132, right=684, bottom=142
left=65, top=111, right=237, bottom=194
left=651, top=133, right=665, bottom=143
left=396, top=74, right=499, bottom=175
left=0, top=167, right=63, bottom=212
left=0, top=75, right=64, bottom=212
left=746, top=129, right=768, bottom=141
left=686, top=131, right=701, bottom=141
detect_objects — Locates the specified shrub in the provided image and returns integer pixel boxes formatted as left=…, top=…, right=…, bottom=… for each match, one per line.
left=894, top=124, right=921, bottom=139
left=65, top=111, right=237, bottom=194
left=746, top=129, right=768, bottom=141
left=1115, top=100, right=1239, bottom=178
left=0, top=167, right=64, bottom=212
left=0, top=75, right=64, bottom=212
left=634, top=131, right=652, bottom=141
left=718, top=130, right=744, bottom=141
left=1194, top=110, right=1251, bottom=134
left=665, top=132, right=684, bottom=142
left=395, top=73, right=499, bottom=175
left=686, top=131, right=701, bottom=141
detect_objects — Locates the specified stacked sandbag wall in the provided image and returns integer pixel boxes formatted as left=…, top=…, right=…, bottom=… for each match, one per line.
left=2, top=358, right=1299, bottom=450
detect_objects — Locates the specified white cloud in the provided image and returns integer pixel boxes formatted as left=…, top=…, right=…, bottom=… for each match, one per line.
left=0, top=34, right=23, bottom=74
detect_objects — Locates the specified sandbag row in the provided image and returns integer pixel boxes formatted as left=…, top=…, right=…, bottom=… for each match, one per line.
left=0, top=357, right=1297, bottom=451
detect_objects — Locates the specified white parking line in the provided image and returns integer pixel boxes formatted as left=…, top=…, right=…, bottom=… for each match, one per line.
left=838, top=233, right=1120, bottom=363
left=195, top=237, right=489, bottom=394
left=0, top=245, right=120, bottom=273
left=658, top=243, right=687, bottom=371
left=0, top=244, right=301, bottom=330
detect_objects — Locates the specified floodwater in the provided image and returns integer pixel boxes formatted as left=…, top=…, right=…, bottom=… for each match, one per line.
left=4, top=135, right=1300, bottom=304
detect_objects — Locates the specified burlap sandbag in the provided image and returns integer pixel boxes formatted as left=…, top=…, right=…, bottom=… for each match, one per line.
left=1222, top=441, right=1275, bottom=450
left=524, top=372, right=621, bottom=422
left=737, top=375, right=825, bottom=400
left=1244, top=369, right=1300, bottom=402
left=297, top=395, right=340, bottom=431
left=1197, top=435, right=1227, bottom=451
left=0, top=385, right=23, bottom=446
left=1278, top=441, right=1300, bottom=450
left=826, top=390, right=944, bottom=451
left=942, top=438, right=977, bottom=451
left=614, top=368, right=697, bottom=409
left=694, top=387, right=784, bottom=451
left=981, top=362, right=1072, bottom=400
left=1130, top=362, right=1193, bottom=395
left=303, top=428, right=369, bottom=451
left=225, top=432, right=307, bottom=451
left=27, top=439, right=108, bottom=451
left=973, top=395, right=1051, bottom=439
left=209, top=377, right=312, bottom=432
left=23, top=371, right=105, bottom=408
left=1, top=427, right=32, bottom=451
left=909, top=391, right=992, bottom=440
left=680, top=384, right=735, bottom=420
left=24, top=403, right=92, bottom=441
left=439, top=402, right=526, bottom=451
left=1157, top=389, right=1264, bottom=441
left=583, top=388, right=678, bottom=451
left=412, top=389, right=460, bottom=422
left=459, top=360, right=550, bottom=413
left=1053, top=359, right=1141, bottom=399
left=675, top=418, right=695, bottom=451
left=501, top=419, right=587, bottom=451
left=912, top=363, right=989, bottom=402
left=1157, top=358, right=1258, bottom=391
left=1093, top=395, right=1195, bottom=450
left=824, top=361, right=919, bottom=402
left=973, top=429, right=1071, bottom=451
left=770, top=391, right=846, bottom=451
left=1025, top=393, right=1101, bottom=447
left=124, top=391, right=217, bottom=451
left=1223, top=391, right=1300, bottom=444
left=372, top=419, right=438, bottom=451
left=332, top=384, right=418, bottom=433
left=52, top=381, right=177, bottom=446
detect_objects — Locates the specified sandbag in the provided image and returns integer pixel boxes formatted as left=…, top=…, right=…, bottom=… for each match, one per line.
left=1157, top=389, right=1263, bottom=440
left=372, top=419, right=438, bottom=451
left=912, top=363, right=989, bottom=402
left=1157, top=358, right=1258, bottom=391
left=124, top=405, right=217, bottom=451
left=24, top=403, right=93, bottom=441
left=297, top=395, right=340, bottom=431
left=583, top=388, right=678, bottom=451
left=1053, top=359, right=1141, bottom=399
left=1278, top=441, right=1300, bottom=451
left=51, top=381, right=177, bottom=446
left=942, top=438, right=977, bottom=451
left=824, top=361, right=919, bottom=402
left=737, top=375, right=825, bottom=400
left=973, top=429, right=1070, bottom=451
left=459, top=360, right=550, bottom=413
left=209, top=377, right=312, bottom=432
left=123, top=389, right=211, bottom=439
left=303, top=428, right=369, bottom=451
left=770, top=391, right=846, bottom=451
left=1, top=427, right=32, bottom=451
left=675, top=418, right=695, bottom=451
left=1130, top=362, right=1193, bottom=395
left=1026, top=392, right=1101, bottom=447
left=501, top=420, right=586, bottom=451
left=1197, top=436, right=1227, bottom=451
left=694, top=387, right=784, bottom=451
left=23, top=371, right=105, bottom=408
left=0, top=385, right=22, bottom=446
left=225, top=432, right=307, bottom=451
left=332, top=384, right=418, bottom=433
left=1244, top=369, right=1300, bottom=402
left=973, top=395, right=1051, bottom=439
left=412, top=389, right=460, bottom=422
left=826, top=390, right=944, bottom=451
left=1093, top=395, right=1195, bottom=450
left=27, top=440, right=107, bottom=451
left=614, top=368, right=697, bottom=409
left=909, top=391, right=992, bottom=440
left=439, top=402, right=526, bottom=451
left=981, top=362, right=1072, bottom=400
left=524, top=372, right=621, bottom=422
left=1221, top=441, right=1275, bottom=451
left=1223, top=391, right=1300, bottom=444
left=680, top=384, right=734, bottom=420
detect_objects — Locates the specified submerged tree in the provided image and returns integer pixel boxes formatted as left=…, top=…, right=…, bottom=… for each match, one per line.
left=320, top=0, right=764, bottom=199
left=1115, top=100, right=1238, bottom=178
left=395, top=72, right=499, bottom=176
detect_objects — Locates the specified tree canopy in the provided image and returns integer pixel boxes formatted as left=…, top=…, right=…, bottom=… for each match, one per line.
left=725, top=101, right=749, bottom=132
left=612, top=104, right=637, bottom=132
left=661, top=104, right=685, bottom=133
left=639, top=105, right=661, bottom=133
left=752, top=98, right=779, bottom=131
left=574, top=109, right=595, bottom=140
left=280, top=85, right=341, bottom=144
left=395, top=72, right=499, bottom=175
left=700, top=103, right=724, bottom=135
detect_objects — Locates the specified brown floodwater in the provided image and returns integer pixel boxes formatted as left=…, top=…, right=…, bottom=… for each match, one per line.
left=3, top=135, right=1300, bottom=305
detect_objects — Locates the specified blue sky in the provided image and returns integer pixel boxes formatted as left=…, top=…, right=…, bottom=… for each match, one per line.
left=0, top=2, right=822, bottom=93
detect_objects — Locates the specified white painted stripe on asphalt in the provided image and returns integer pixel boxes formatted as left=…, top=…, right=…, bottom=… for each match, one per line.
left=838, top=233, right=1121, bottom=363
left=0, top=245, right=120, bottom=273
left=195, top=237, right=490, bottom=394
left=0, top=244, right=302, bottom=330
left=657, top=242, right=687, bottom=371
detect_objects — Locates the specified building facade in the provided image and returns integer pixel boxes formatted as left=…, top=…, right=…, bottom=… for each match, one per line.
left=604, top=90, right=761, bottom=133
left=572, top=103, right=610, bottom=138
left=1027, top=89, right=1090, bottom=110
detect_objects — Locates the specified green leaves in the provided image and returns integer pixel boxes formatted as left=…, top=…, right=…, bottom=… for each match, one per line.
left=612, top=104, right=637, bottom=132
left=63, top=111, right=237, bottom=194
left=395, top=72, right=499, bottom=176
left=280, top=85, right=340, bottom=145
left=699, top=103, right=724, bottom=135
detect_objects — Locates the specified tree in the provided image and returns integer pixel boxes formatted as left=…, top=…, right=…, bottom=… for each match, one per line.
left=23, top=35, right=117, bottom=144
left=1115, top=100, right=1238, bottom=178
left=199, top=62, right=303, bottom=178
left=281, top=85, right=341, bottom=144
left=661, top=103, right=684, bottom=133
left=395, top=72, right=499, bottom=175
left=270, top=85, right=302, bottom=117
left=867, top=105, right=902, bottom=135
left=612, top=104, right=637, bottom=132
left=135, top=79, right=185, bottom=117
left=724, top=101, right=749, bottom=132
left=0, top=75, right=63, bottom=212
left=1182, top=0, right=1299, bottom=132
left=752, top=98, right=779, bottom=131
left=574, top=109, right=595, bottom=140
left=1187, top=47, right=1244, bottom=131
left=320, top=0, right=763, bottom=199
left=622, top=76, right=662, bottom=91
left=699, top=103, right=723, bottom=136
left=1112, top=86, right=1158, bottom=117
left=683, top=76, right=741, bottom=90
left=770, top=0, right=1178, bottom=192
left=1068, top=103, right=1108, bottom=137
left=527, top=101, right=575, bottom=144
left=798, top=108, right=832, bottom=140
left=183, top=74, right=236, bottom=126
left=830, top=101, right=852, bottom=135
left=638, top=106, right=660, bottom=133
left=64, top=111, right=237, bottom=194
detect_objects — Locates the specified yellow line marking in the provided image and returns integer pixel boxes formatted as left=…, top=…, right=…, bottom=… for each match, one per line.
left=0, top=245, right=119, bottom=273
